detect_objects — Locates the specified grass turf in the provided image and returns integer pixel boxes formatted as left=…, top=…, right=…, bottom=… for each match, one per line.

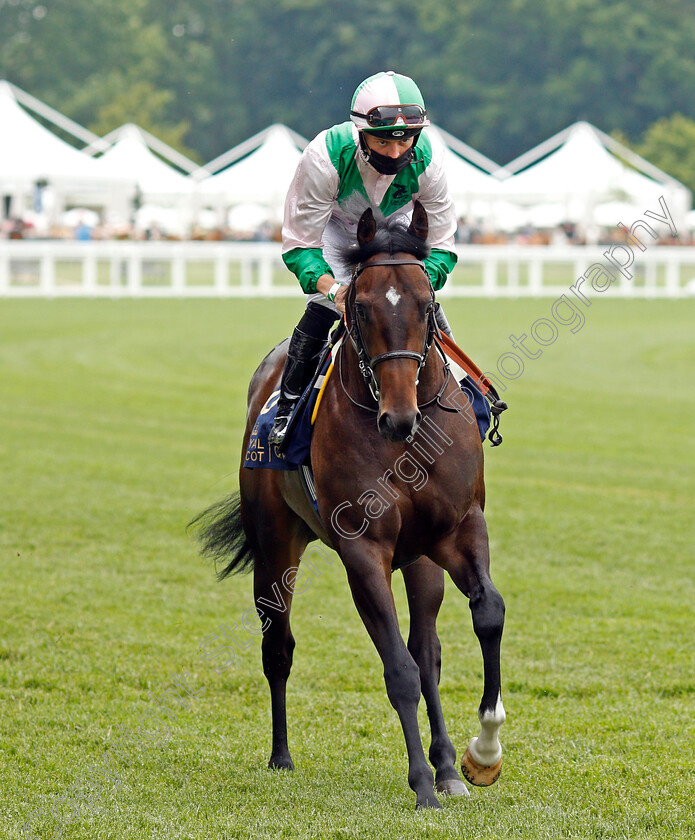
left=1, top=297, right=693, bottom=839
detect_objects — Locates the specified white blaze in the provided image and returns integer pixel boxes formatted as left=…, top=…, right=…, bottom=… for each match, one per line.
left=385, top=286, right=401, bottom=307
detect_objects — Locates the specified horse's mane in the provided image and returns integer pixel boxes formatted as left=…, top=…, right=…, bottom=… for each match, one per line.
left=337, top=196, right=431, bottom=269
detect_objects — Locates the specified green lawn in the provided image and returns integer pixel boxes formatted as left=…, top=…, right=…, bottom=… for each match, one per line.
left=1, top=298, right=693, bottom=839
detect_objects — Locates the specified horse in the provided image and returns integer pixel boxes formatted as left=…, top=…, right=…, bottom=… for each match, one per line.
left=193, top=201, right=506, bottom=810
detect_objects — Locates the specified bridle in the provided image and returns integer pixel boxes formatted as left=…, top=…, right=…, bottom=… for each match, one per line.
left=344, top=258, right=440, bottom=402
left=338, top=253, right=508, bottom=444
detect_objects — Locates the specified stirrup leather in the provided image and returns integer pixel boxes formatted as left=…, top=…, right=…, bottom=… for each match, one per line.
left=269, top=327, right=325, bottom=451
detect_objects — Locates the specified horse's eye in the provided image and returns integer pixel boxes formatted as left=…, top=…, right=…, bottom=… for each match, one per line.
left=354, top=303, right=367, bottom=321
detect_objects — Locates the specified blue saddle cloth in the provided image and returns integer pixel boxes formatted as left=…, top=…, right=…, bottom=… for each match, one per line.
left=243, top=362, right=328, bottom=471
left=465, top=376, right=491, bottom=443
left=243, top=354, right=491, bottom=473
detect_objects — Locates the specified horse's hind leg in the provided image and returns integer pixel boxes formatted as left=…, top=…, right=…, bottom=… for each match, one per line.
left=433, top=503, right=506, bottom=787
left=242, top=480, right=310, bottom=771
left=402, top=557, right=468, bottom=797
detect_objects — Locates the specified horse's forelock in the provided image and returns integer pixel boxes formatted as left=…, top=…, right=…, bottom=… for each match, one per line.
left=339, top=213, right=431, bottom=269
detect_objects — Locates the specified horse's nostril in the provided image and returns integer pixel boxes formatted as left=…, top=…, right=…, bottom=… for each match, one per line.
left=378, top=412, right=393, bottom=437
left=378, top=411, right=420, bottom=442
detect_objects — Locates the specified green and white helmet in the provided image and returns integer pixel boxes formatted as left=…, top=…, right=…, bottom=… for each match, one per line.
left=350, top=70, right=430, bottom=140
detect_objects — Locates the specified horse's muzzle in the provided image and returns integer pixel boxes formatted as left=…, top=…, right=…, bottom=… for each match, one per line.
left=377, top=408, right=422, bottom=442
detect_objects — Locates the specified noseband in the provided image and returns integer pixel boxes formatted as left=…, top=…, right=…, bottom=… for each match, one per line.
left=346, top=258, right=438, bottom=401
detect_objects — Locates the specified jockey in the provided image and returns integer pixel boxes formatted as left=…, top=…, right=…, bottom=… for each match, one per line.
left=269, top=70, right=459, bottom=448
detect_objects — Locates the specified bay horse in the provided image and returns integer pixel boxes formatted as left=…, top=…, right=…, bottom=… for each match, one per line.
left=194, top=202, right=506, bottom=809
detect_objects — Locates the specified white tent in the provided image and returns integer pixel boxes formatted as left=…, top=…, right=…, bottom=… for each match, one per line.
left=495, top=121, right=691, bottom=231
left=0, top=81, right=132, bottom=225
left=426, top=125, right=502, bottom=225
left=89, top=124, right=196, bottom=199
left=86, top=124, right=200, bottom=233
left=427, top=126, right=500, bottom=198
left=199, top=124, right=307, bottom=226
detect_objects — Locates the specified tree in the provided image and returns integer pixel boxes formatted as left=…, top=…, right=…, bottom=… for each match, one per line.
left=410, top=0, right=695, bottom=163
left=3, top=0, right=695, bottom=168
left=635, top=114, right=695, bottom=195
left=0, top=0, right=192, bottom=155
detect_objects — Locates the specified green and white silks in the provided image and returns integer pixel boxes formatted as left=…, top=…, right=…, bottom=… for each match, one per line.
left=282, top=122, right=458, bottom=294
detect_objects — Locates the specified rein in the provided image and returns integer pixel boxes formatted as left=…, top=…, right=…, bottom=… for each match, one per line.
left=340, top=257, right=448, bottom=409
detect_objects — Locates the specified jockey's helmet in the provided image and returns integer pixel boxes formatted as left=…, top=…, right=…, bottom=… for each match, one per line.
left=350, top=71, right=430, bottom=141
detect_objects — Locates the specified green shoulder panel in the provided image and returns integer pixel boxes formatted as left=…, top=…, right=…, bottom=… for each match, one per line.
left=324, top=122, right=368, bottom=205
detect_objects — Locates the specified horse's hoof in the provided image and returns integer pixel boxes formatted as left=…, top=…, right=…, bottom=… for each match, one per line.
left=268, top=755, right=294, bottom=771
left=415, top=792, right=443, bottom=810
left=460, top=748, right=502, bottom=786
left=435, top=777, right=470, bottom=797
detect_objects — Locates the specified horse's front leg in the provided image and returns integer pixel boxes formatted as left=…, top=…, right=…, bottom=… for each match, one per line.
left=433, top=503, right=506, bottom=786
left=341, top=544, right=441, bottom=809
left=402, top=556, right=468, bottom=797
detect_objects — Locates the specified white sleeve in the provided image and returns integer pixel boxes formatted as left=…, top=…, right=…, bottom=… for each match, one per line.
left=416, top=140, right=457, bottom=251
left=282, top=132, right=340, bottom=254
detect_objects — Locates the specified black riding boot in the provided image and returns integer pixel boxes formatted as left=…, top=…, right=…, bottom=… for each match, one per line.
left=268, top=304, right=338, bottom=450
left=435, top=304, right=455, bottom=340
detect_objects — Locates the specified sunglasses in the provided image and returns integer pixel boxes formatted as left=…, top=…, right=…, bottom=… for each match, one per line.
left=351, top=104, right=427, bottom=128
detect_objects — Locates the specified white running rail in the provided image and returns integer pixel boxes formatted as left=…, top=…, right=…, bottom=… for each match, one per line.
left=1, top=241, right=694, bottom=298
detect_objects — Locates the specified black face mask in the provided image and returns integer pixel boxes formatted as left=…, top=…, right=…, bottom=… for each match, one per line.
left=360, top=133, right=420, bottom=175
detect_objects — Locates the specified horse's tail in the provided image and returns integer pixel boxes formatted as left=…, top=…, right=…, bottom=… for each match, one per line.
left=189, top=492, right=255, bottom=579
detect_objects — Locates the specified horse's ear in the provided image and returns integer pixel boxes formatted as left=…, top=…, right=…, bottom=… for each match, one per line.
left=408, top=200, right=428, bottom=242
left=357, top=208, right=376, bottom=246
